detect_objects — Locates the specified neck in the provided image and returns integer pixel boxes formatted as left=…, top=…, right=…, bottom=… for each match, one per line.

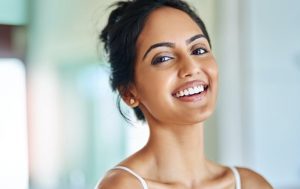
left=143, top=121, right=209, bottom=184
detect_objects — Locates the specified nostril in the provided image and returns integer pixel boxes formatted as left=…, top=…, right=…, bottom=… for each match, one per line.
left=183, top=70, right=200, bottom=78
left=179, top=67, right=201, bottom=78
left=178, top=58, right=201, bottom=78
left=184, top=73, right=193, bottom=77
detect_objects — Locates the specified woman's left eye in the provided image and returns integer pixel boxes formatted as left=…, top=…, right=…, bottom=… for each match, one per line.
left=191, top=48, right=208, bottom=55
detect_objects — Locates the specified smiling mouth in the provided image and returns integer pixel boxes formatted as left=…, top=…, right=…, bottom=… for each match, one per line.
left=173, top=84, right=209, bottom=98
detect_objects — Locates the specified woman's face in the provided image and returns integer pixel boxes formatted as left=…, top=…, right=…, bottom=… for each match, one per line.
left=131, top=7, right=218, bottom=125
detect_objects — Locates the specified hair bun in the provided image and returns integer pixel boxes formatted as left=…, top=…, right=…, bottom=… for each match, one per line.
left=100, top=1, right=131, bottom=53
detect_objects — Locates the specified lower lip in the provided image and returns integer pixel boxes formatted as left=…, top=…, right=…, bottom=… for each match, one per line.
left=175, top=88, right=208, bottom=102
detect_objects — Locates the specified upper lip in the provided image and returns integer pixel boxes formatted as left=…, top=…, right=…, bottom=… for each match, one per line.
left=172, top=80, right=209, bottom=96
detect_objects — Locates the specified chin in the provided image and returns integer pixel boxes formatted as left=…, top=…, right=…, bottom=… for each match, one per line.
left=172, top=109, right=214, bottom=126
left=198, top=110, right=214, bottom=122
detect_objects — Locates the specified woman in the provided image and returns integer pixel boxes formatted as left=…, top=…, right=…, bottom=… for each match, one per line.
left=97, top=0, right=273, bottom=188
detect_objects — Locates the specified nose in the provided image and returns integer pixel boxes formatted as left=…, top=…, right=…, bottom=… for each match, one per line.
left=178, top=55, right=201, bottom=78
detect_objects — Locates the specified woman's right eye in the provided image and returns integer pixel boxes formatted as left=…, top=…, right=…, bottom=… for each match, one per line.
left=151, top=56, right=173, bottom=65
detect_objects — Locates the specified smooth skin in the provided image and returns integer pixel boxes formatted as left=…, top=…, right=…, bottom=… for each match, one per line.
left=98, top=7, right=273, bottom=189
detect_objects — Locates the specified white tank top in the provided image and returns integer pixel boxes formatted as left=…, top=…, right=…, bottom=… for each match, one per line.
left=112, top=166, right=242, bottom=189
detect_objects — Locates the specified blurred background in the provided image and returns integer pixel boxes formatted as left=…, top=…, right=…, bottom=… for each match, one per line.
left=0, top=0, right=299, bottom=188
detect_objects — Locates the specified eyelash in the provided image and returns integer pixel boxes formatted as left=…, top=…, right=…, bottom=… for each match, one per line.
left=151, top=56, right=174, bottom=65
left=151, top=47, right=208, bottom=65
left=191, top=47, right=208, bottom=55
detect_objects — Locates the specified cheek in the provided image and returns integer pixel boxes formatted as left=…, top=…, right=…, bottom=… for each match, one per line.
left=134, top=67, right=176, bottom=115
left=205, top=58, right=218, bottom=82
left=211, top=62, right=218, bottom=82
left=203, top=58, right=218, bottom=100
left=135, top=67, right=170, bottom=98
left=208, top=61, right=219, bottom=102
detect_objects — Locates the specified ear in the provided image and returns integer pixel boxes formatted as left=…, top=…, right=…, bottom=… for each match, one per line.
left=118, top=84, right=139, bottom=107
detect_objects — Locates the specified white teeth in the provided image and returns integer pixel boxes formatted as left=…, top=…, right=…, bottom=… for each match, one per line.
left=175, top=85, right=206, bottom=97
left=184, top=89, right=189, bottom=96
left=194, top=86, right=200, bottom=93
left=180, top=90, right=184, bottom=96
left=188, top=88, right=194, bottom=94
left=199, top=85, right=204, bottom=92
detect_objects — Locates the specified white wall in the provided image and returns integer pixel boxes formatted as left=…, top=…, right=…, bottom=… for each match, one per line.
left=248, top=0, right=300, bottom=187
left=216, top=0, right=300, bottom=187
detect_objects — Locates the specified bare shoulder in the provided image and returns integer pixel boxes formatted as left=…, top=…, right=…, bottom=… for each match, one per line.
left=237, top=167, right=273, bottom=189
left=96, top=169, right=142, bottom=189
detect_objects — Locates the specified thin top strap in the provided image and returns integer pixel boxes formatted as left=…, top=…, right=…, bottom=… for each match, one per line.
left=229, top=167, right=241, bottom=189
left=111, top=166, right=240, bottom=189
left=112, top=166, right=148, bottom=189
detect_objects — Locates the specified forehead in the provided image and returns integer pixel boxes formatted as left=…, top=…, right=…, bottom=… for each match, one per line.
left=137, top=7, right=203, bottom=47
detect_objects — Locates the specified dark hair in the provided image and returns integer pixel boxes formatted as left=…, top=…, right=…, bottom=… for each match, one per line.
left=100, top=0, right=211, bottom=121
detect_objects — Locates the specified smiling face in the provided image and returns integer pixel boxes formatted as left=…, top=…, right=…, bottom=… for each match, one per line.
left=129, top=7, right=218, bottom=126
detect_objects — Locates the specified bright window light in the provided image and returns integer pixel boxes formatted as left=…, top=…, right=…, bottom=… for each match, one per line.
left=0, top=59, right=28, bottom=189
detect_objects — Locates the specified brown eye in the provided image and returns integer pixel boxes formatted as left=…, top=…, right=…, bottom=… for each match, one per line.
left=151, top=56, right=174, bottom=65
left=192, top=48, right=207, bottom=55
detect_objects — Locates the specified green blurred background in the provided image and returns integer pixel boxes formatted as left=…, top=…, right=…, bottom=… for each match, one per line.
left=0, top=0, right=300, bottom=188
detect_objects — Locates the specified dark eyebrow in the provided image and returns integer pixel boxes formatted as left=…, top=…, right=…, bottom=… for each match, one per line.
left=185, top=34, right=206, bottom=45
left=142, top=42, right=175, bottom=60
left=142, top=34, right=206, bottom=60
